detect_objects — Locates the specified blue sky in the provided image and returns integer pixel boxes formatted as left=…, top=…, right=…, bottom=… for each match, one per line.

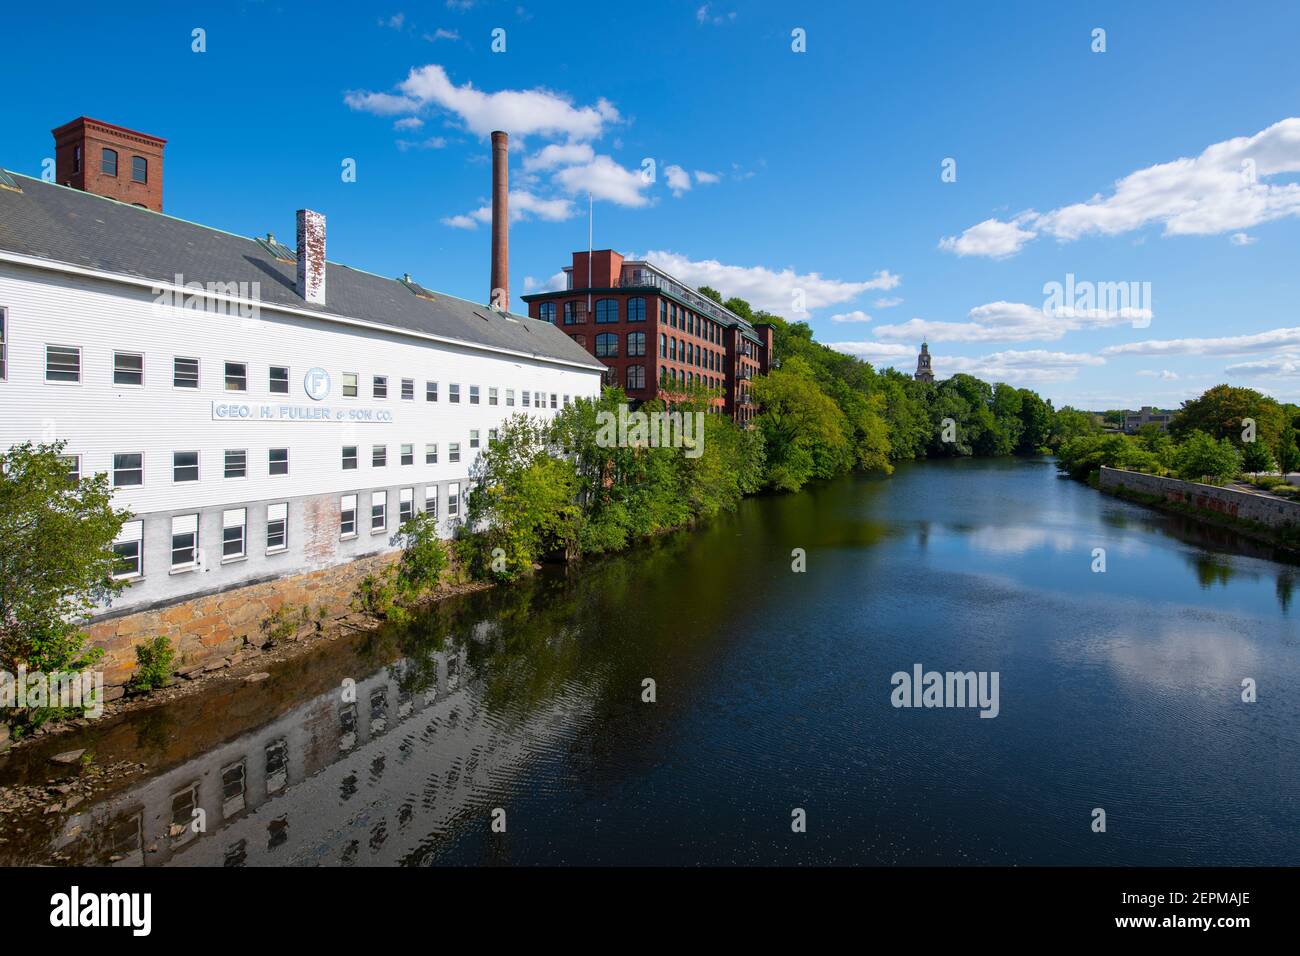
left=3, top=0, right=1299, bottom=410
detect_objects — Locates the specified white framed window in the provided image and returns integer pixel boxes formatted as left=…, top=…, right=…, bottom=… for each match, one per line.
left=370, top=491, right=386, bottom=532
left=488, top=428, right=498, bottom=441
left=0, top=306, right=7, bottom=381
left=113, top=351, right=144, bottom=386
left=401, top=378, right=414, bottom=400
left=372, top=444, right=387, bottom=467
left=171, top=514, right=199, bottom=570
left=222, top=508, right=247, bottom=561
left=269, top=448, right=289, bottom=475
left=173, top=356, right=199, bottom=388
left=373, top=375, right=388, bottom=399
left=426, top=381, right=438, bottom=402
left=424, top=485, right=439, bottom=518
left=173, top=450, right=199, bottom=482
left=449, top=383, right=461, bottom=403
left=448, top=482, right=460, bottom=517
left=469, top=385, right=480, bottom=405
left=112, top=520, right=143, bottom=579
left=425, top=443, right=437, bottom=464
left=449, top=443, right=460, bottom=463
left=522, top=390, right=531, bottom=407
left=225, top=361, right=247, bottom=391
left=266, top=502, right=288, bottom=553
left=269, top=365, right=290, bottom=394
left=469, top=430, right=480, bottom=449
left=489, top=386, right=499, bottom=406
left=399, top=488, right=414, bottom=524
left=224, top=449, right=247, bottom=478
left=343, top=372, right=358, bottom=397
left=340, top=494, right=357, bottom=537
left=45, top=345, right=81, bottom=383
left=61, top=455, right=80, bottom=482
left=401, top=443, right=414, bottom=466
left=550, top=393, right=558, bottom=409
left=113, top=452, right=143, bottom=487
left=506, top=388, right=515, bottom=407
left=342, top=446, right=358, bottom=470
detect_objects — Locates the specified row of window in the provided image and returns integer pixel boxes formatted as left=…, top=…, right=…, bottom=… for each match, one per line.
left=343, top=431, right=494, bottom=469
left=111, top=486, right=460, bottom=579
left=660, top=333, right=724, bottom=371
left=73, top=145, right=148, bottom=184
left=540, top=296, right=733, bottom=349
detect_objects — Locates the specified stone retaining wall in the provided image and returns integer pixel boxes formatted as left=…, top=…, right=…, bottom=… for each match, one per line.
left=85, top=552, right=400, bottom=689
left=1099, top=466, right=1300, bottom=529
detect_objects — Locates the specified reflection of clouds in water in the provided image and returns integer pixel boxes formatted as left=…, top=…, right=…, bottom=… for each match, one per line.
left=961, top=524, right=1148, bottom=558
left=1100, top=623, right=1259, bottom=693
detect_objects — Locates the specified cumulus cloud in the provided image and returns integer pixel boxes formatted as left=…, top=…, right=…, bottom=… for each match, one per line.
left=941, top=118, right=1300, bottom=257
left=523, top=142, right=594, bottom=172
left=393, top=117, right=424, bottom=131
left=1230, top=232, right=1257, bottom=245
left=441, top=189, right=576, bottom=229
left=553, top=155, right=653, bottom=207
left=874, top=300, right=1149, bottom=344
left=665, top=164, right=692, bottom=197
left=829, top=343, right=1105, bottom=384
left=694, top=170, right=721, bottom=185
left=1103, top=326, right=1300, bottom=357
left=524, top=271, right=568, bottom=293
left=873, top=296, right=903, bottom=308
left=638, top=251, right=900, bottom=313
left=1137, top=369, right=1181, bottom=380
left=346, top=64, right=621, bottom=141
left=830, top=310, right=872, bottom=323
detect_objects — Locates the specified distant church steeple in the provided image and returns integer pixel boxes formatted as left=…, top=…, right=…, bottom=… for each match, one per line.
left=914, top=341, right=934, bottom=383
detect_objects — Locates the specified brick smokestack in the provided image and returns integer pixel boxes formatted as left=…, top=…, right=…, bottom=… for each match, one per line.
left=296, top=209, right=326, bottom=306
left=490, top=130, right=509, bottom=311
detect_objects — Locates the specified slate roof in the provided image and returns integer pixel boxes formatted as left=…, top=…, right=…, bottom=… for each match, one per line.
left=0, top=172, right=606, bottom=371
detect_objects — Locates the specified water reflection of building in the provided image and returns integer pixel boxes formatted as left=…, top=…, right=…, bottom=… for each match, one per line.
left=52, top=636, right=592, bottom=866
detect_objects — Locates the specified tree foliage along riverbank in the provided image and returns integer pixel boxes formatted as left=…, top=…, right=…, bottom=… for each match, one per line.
left=456, top=291, right=1090, bottom=580
left=1055, top=384, right=1300, bottom=490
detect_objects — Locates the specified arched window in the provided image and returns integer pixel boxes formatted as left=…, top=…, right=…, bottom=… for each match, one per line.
left=131, top=156, right=148, bottom=184
left=564, top=300, right=586, bottom=324
left=626, top=365, right=645, bottom=390
left=595, top=298, right=619, bottom=323
left=627, top=297, right=646, bottom=322
left=627, top=331, right=646, bottom=357
left=101, top=148, right=118, bottom=176
left=538, top=302, right=556, bottom=323
left=669, top=338, right=677, bottom=361
left=595, top=332, right=618, bottom=357
left=660, top=366, right=668, bottom=384
left=659, top=333, right=667, bottom=357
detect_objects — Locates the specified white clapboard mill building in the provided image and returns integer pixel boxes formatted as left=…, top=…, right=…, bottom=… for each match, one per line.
left=0, top=161, right=604, bottom=617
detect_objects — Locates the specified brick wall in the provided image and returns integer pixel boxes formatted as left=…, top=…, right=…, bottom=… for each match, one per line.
left=85, top=551, right=399, bottom=689
left=1099, top=467, right=1300, bottom=528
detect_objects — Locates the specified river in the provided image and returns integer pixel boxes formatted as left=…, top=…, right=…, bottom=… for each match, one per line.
left=1, top=457, right=1297, bottom=866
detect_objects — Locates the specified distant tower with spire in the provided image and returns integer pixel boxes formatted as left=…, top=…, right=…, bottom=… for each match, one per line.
left=914, top=342, right=935, bottom=383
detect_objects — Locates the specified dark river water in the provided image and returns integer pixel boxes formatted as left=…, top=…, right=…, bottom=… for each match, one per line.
left=3, top=457, right=1298, bottom=866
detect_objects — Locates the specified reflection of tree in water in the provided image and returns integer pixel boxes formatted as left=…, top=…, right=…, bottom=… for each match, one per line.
left=1277, top=572, right=1295, bottom=614
left=1190, top=553, right=1235, bottom=589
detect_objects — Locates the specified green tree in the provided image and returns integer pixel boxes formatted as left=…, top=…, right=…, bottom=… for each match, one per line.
left=0, top=441, right=126, bottom=680
left=752, top=358, right=853, bottom=491
left=1241, top=440, right=1276, bottom=475
left=1173, top=430, right=1243, bottom=485
left=393, top=511, right=449, bottom=601
left=1278, top=420, right=1300, bottom=473
left=1170, top=384, right=1285, bottom=452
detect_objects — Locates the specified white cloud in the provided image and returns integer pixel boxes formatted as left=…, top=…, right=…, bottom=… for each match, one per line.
left=553, top=155, right=653, bottom=207
left=696, top=4, right=736, bottom=25
left=942, top=118, right=1300, bottom=257
left=424, top=28, right=460, bottom=41
left=523, top=142, right=594, bottom=172
left=1230, top=232, right=1257, bottom=245
left=939, top=217, right=1037, bottom=258
left=694, top=170, right=721, bottom=185
left=874, top=300, right=1148, bottom=344
left=442, top=189, right=576, bottom=229
left=1137, top=369, right=1180, bottom=380
left=1103, top=326, right=1300, bottom=357
left=830, top=310, right=872, bottom=323
left=873, top=296, right=903, bottom=308
left=664, top=164, right=692, bottom=197
left=827, top=343, right=1104, bottom=384
left=393, top=117, right=424, bottom=131
left=381, top=13, right=406, bottom=29
left=524, top=271, right=568, bottom=293
left=1225, top=356, right=1300, bottom=376
left=346, top=64, right=621, bottom=141
left=638, top=250, right=900, bottom=313
left=395, top=136, right=447, bottom=151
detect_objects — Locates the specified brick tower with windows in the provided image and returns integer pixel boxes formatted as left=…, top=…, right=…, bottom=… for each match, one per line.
left=52, top=117, right=166, bottom=212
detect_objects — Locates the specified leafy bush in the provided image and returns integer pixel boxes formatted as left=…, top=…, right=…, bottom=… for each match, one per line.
left=394, top=511, right=449, bottom=600
left=128, top=636, right=175, bottom=692
left=260, top=604, right=310, bottom=643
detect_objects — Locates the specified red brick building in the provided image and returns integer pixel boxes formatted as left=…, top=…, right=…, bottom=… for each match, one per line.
left=52, top=116, right=166, bottom=212
left=521, top=250, right=774, bottom=423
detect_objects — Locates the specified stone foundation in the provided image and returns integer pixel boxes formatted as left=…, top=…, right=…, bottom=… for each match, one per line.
left=85, top=552, right=400, bottom=688
left=1099, top=467, right=1300, bottom=528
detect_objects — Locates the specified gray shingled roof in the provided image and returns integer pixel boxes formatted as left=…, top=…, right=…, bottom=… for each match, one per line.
left=0, top=172, right=606, bottom=371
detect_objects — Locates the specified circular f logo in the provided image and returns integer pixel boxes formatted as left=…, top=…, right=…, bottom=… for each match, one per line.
left=304, top=368, right=331, bottom=401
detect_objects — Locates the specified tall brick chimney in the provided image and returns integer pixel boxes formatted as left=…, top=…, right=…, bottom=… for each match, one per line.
left=52, top=117, right=166, bottom=212
left=490, top=130, right=509, bottom=311
left=296, top=209, right=327, bottom=306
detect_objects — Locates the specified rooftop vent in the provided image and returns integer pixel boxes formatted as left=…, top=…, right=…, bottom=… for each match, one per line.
left=0, top=169, right=22, bottom=193
left=255, top=233, right=295, bottom=262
